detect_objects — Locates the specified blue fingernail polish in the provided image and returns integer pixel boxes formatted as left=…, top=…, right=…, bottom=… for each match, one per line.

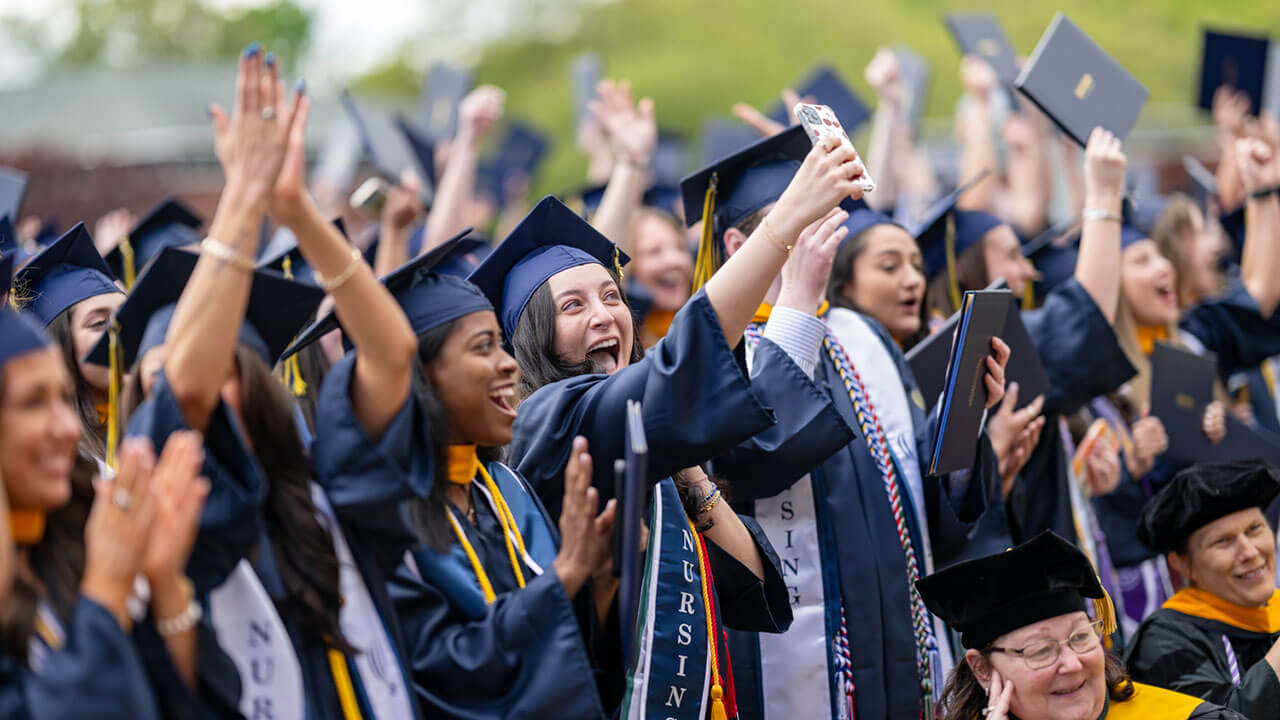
left=265, top=52, right=275, bottom=68
left=294, top=79, right=306, bottom=95
left=245, top=41, right=260, bottom=58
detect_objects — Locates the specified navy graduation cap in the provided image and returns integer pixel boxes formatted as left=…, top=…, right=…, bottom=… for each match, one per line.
left=840, top=197, right=896, bottom=242
left=2, top=251, right=56, bottom=372
left=0, top=252, right=12, bottom=303
left=468, top=196, right=629, bottom=339
left=258, top=217, right=351, bottom=286
left=85, top=246, right=324, bottom=373
left=0, top=166, right=28, bottom=222
left=496, top=121, right=550, bottom=179
left=395, top=115, right=440, bottom=191
left=105, top=197, right=203, bottom=288
left=767, top=64, right=871, bottom=133
left=577, top=184, right=683, bottom=221
left=699, top=118, right=761, bottom=166
left=680, top=125, right=811, bottom=290
left=282, top=229, right=493, bottom=359
left=13, top=222, right=122, bottom=326
left=911, top=171, right=996, bottom=304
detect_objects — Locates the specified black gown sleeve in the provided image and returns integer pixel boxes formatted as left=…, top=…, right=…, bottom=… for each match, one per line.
left=311, top=352, right=434, bottom=576
left=125, top=370, right=265, bottom=596
left=1127, top=612, right=1280, bottom=719
left=132, top=616, right=242, bottom=719
left=709, top=335, right=856, bottom=502
left=389, top=561, right=606, bottom=719
left=703, top=514, right=794, bottom=634
left=511, top=289, right=776, bottom=519
left=1181, top=277, right=1280, bottom=378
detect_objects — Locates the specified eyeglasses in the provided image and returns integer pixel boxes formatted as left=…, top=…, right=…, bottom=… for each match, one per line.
left=988, top=619, right=1105, bottom=670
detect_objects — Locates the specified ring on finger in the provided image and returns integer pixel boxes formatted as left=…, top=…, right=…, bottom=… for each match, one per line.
left=112, top=487, right=132, bottom=510
left=981, top=709, right=994, bottom=717
left=261, top=106, right=276, bottom=120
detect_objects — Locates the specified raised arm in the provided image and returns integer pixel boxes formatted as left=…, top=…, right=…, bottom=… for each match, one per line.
left=420, top=85, right=505, bottom=254
left=704, top=136, right=864, bottom=345
left=1073, top=128, right=1127, bottom=325
left=372, top=174, right=425, bottom=277
left=1213, top=86, right=1252, bottom=212
left=586, top=79, right=656, bottom=254
left=1002, top=103, right=1053, bottom=238
left=270, top=91, right=419, bottom=439
left=955, top=56, right=1000, bottom=213
left=167, top=48, right=296, bottom=430
left=1236, top=135, right=1280, bottom=317
left=863, top=48, right=906, bottom=212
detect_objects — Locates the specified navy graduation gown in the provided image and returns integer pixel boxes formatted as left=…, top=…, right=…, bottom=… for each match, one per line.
left=1007, top=278, right=1137, bottom=542
left=129, top=367, right=418, bottom=719
left=388, top=462, right=607, bottom=720
left=713, top=316, right=1003, bottom=720
left=0, top=596, right=160, bottom=720
left=509, top=288, right=775, bottom=520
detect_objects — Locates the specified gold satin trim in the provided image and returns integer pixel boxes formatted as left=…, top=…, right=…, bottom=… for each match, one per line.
left=1163, top=587, right=1280, bottom=635
left=1136, top=325, right=1170, bottom=356
left=750, top=300, right=830, bottom=325
left=643, top=309, right=676, bottom=341
left=9, top=508, right=46, bottom=545
left=446, top=445, right=480, bottom=486
left=1105, top=682, right=1212, bottom=719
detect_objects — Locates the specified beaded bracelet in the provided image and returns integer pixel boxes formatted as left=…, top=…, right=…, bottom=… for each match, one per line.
left=201, top=237, right=257, bottom=272
left=156, top=577, right=204, bottom=637
left=698, top=487, right=722, bottom=516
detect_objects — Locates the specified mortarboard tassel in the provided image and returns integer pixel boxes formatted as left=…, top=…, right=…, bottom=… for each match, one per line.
left=277, top=255, right=309, bottom=397
left=1093, top=581, right=1118, bottom=639
left=105, top=319, right=123, bottom=470
left=943, top=215, right=961, bottom=312
left=119, top=235, right=137, bottom=290
left=691, top=173, right=720, bottom=292
left=1022, top=276, right=1037, bottom=311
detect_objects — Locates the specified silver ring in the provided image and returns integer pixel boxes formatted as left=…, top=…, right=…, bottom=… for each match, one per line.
left=982, top=709, right=994, bottom=717
left=112, top=487, right=132, bottom=510
left=261, top=106, right=276, bottom=120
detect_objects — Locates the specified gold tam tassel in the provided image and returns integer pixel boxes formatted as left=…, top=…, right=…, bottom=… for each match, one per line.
left=691, top=173, right=720, bottom=292
left=105, top=319, right=123, bottom=470
left=277, top=255, right=308, bottom=397
left=944, top=215, right=961, bottom=312
left=1093, top=576, right=1118, bottom=638
left=118, top=235, right=137, bottom=289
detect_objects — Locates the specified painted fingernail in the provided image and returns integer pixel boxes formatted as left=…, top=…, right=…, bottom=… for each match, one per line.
left=265, top=52, right=276, bottom=68
left=294, top=78, right=306, bottom=95
left=244, top=42, right=260, bottom=58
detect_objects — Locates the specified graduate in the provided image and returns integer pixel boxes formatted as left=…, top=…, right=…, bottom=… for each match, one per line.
left=100, top=49, right=422, bottom=719
left=11, top=224, right=125, bottom=467
left=283, top=232, right=614, bottom=719
left=472, top=159, right=860, bottom=713
left=918, top=531, right=1245, bottom=720
left=1126, top=460, right=1280, bottom=718
left=103, top=197, right=204, bottom=290
left=679, top=126, right=1008, bottom=720
left=0, top=253, right=211, bottom=719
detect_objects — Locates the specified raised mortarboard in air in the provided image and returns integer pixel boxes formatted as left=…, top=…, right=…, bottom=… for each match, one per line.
left=1197, top=29, right=1276, bottom=116
left=283, top=230, right=493, bottom=359
left=0, top=252, right=53, bottom=369
left=105, top=197, right=203, bottom=289
left=571, top=52, right=603, bottom=128
left=1137, top=459, right=1280, bottom=554
left=0, top=166, right=29, bottom=223
left=468, top=196, right=630, bottom=339
left=916, top=530, right=1116, bottom=650
left=475, top=159, right=506, bottom=206
left=12, top=223, right=122, bottom=327
left=496, top=121, right=551, bottom=179
left=944, top=13, right=1021, bottom=87
left=341, top=91, right=434, bottom=206
left=1015, top=13, right=1149, bottom=147
left=417, top=62, right=473, bottom=142
left=766, top=64, right=871, bottom=134
left=680, top=125, right=811, bottom=290
left=699, top=118, right=761, bottom=166
left=395, top=115, right=440, bottom=191
left=895, top=46, right=933, bottom=135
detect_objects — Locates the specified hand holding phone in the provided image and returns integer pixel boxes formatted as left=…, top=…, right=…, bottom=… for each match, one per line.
left=349, top=177, right=390, bottom=218
left=794, top=102, right=876, bottom=194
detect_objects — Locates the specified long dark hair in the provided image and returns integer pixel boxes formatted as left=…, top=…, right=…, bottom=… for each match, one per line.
left=232, top=345, right=352, bottom=653
left=510, top=263, right=644, bottom=398
left=0, top=370, right=93, bottom=663
left=826, top=226, right=928, bottom=349
left=406, top=320, right=503, bottom=551
left=940, top=649, right=1134, bottom=720
left=47, top=308, right=108, bottom=461
left=925, top=241, right=989, bottom=321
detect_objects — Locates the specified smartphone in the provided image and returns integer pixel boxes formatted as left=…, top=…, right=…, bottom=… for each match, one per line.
left=349, top=177, right=390, bottom=218
left=793, top=102, right=876, bottom=194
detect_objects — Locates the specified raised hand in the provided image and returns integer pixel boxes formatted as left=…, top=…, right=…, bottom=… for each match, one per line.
left=1235, top=136, right=1277, bottom=196
left=268, top=85, right=314, bottom=228
left=81, top=438, right=160, bottom=631
left=92, top=208, right=136, bottom=256
left=458, top=85, right=506, bottom=147
left=865, top=48, right=904, bottom=106
left=208, top=45, right=305, bottom=201
left=1082, top=434, right=1122, bottom=496
left=141, top=431, right=210, bottom=585
left=776, top=206, right=849, bottom=314
left=590, top=78, right=657, bottom=168
left=983, top=338, right=1011, bottom=411
left=987, top=383, right=1047, bottom=496
left=1213, top=86, right=1252, bottom=136
left=983, top=669, right=1014, bottom=720
left=960, top=55, right=998, bottom=102
left=384, top=172, right=426, bottom=232
left=553, top=437, right=617, bottom=598
left=769, top=136, right=866, bottom=239
left=1126, top=411, right=1168, bottom=479
left=1083, top=127, right=1127, bottom=207
left=1202, top=401, right=1227, bottom=446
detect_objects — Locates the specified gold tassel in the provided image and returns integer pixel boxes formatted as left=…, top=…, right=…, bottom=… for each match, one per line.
left=1022, top=275, right=1037, bottom=311
left=1093, top=578, right=1118, bottom=638
left=944, top=215, right=961, bottom=312
left=119, top=235, right=137, bottom=290
left=691, top=173, right=720, bottom=292
left=105, top=319, right=122, bottom=470
left=277, top=255, right=308, bottom=397
left=612, top=246, right=624, bottom=281
left=710, top=684, right=728, bottom=720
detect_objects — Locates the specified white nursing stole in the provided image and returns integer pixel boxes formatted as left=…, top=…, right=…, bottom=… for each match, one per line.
left=209, top=560, right=306, bottom=720
left=744, top=340, right=834, bottom=719
left=312, top=487, right=415, bottom=720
